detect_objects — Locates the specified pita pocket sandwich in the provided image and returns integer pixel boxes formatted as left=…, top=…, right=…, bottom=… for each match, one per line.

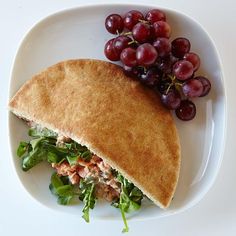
left=9, top=59, right=181, bottom=230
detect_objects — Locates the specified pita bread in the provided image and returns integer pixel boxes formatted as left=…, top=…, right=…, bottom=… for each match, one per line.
left=9, top=59, right=181, bottom=208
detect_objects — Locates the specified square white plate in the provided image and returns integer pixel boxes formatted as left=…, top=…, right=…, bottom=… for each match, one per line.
left=8, top=4, right=226, bottom=221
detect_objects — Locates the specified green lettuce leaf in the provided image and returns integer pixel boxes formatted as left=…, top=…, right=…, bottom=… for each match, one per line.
left=79, top=179, right=96, bottom=223
left=17, top=141, right=29, bottom=157
left=115, top=174, right=144, bottom=233
left=49, top=172, right=79, bottom=205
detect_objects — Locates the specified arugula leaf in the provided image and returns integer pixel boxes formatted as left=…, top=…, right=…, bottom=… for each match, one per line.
left=75, top=143, right=89, bottom=153
left=30, top=137, right=46, bottom=150
left=56, top=185, right=74, bottom=196
left=22, top=145, right=47, bottom=171
left=47, top=151, right=60, bottom=163
left=115, top=173, right=144, bottom=233
left=50, top=172, right=64, bottom=188
left=129, top=187, right=143, bottom=204
left=20, top=137, right=67, bottom=171
left=49, top=172, right=79, bottom=205
left=66, top=142, right=92, bottom=162
left=79, top=179, right=96, bottom=223
left=59, top=141, right=92, bottom=162
left=17, top=141, right=29, bottom=157
left=21, top=138, right=61, bottom=171
left=66, top=155, right=79, bottom=166
left=43, top=143, right=68, bottom=164
left=80, top=150, right=92, bottom=162
left=28, top=127, right=57, bottom=138
left=57, top=195, right=73, bottom=205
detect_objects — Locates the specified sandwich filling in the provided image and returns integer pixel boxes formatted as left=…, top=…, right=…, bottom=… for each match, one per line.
left=17, top=122, right=144, bottom=232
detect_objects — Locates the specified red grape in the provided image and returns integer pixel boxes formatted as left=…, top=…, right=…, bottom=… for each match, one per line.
left=139, top=67, right=160, bottom=87
left=105, top=14, right=124, bottom=34
left=169, top=54, right=179, bottom=65
left=104, top=38, right=119, bottom=61
left=161, top=89, right=181, bottom=110
left=175, top=100, right=196, bottom=121
left=182, top=79, right=203, bottom=97
left=157, top=59, right=172, bottom=74
left=195, top=76, right=211, bottom=97
left=157, top=55, right=178, bottom=74
left=153, top=37, right=171, bottom=57
left=156, top=80, right=172, bottom=94
left=145, top=9, right=166, bottom=23
left=153, top=21, right=171, bottom=38
left=183, top=52, right=200, bottom=71
left=123, top=10, right=144, bottom=30
left=132, top=22, right=151, bottom=43
left=171, top=37, right=191, bottom=58
left=136, top=43, right=158, bottom=66
left=123, top=65, right=144, bottom=79
left=149, top=25, right=156, bottom=42
left=173, top=60, right=194, bottom=80
left=113, top=36, right=132, bottom=56
left=120, top=47, right=137, bottom=67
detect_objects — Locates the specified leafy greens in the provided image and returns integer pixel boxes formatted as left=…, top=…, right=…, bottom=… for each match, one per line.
left=17, top=126, right=144, bottom=232
left=79, top=179, right=97, bottom=222
left=115, top=174, right=144, bottom=233
left=49, top=172, right=79, bottom=205
left=17, top=127, right=92, bottom=171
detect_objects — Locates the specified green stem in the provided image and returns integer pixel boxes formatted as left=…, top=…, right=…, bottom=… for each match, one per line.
left=121, top=208, right=129, bottom=233
left=166, top=82, right=173, bottom=94
left=167, top=74, right=176, bottom=82
left=123, top=31, right=132, bottom=36
left=175, top=82, right=183, bottom=86
left=128, top=39, right=138, bottom=45
left=138, top=19, right=150, bottom=24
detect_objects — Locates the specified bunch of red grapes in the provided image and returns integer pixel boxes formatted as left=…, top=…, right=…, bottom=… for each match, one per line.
left=104, top=9, right=211, bottom=121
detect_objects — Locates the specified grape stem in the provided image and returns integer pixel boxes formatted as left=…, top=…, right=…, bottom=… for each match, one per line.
left=137, top=65, right=147, bottom=73
left=122, top=31, right=133, bottom=36
left=175, top=83, right=185, bottom=98
left=138, top=19, right=150, bottom=24
left=175, top=82, right=183, bottom=87
left=165, top=75, right=183, bottom=95
left=165, top=74, right=176, bottom=94
left=167, top=74, right=176, bottom=82
left=128, top=39, right=138, bottom=45
left=166, top=83, right=173, bottom=95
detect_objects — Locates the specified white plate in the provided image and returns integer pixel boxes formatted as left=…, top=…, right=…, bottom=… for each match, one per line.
left=8, top=4, right=226, bottom=220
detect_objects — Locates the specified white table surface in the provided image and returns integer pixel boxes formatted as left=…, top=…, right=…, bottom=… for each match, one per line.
left=1, top=0, right=236, bottom=235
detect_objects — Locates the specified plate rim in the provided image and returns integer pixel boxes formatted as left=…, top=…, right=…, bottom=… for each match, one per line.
left=7, top=3, right=227, bottom=221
